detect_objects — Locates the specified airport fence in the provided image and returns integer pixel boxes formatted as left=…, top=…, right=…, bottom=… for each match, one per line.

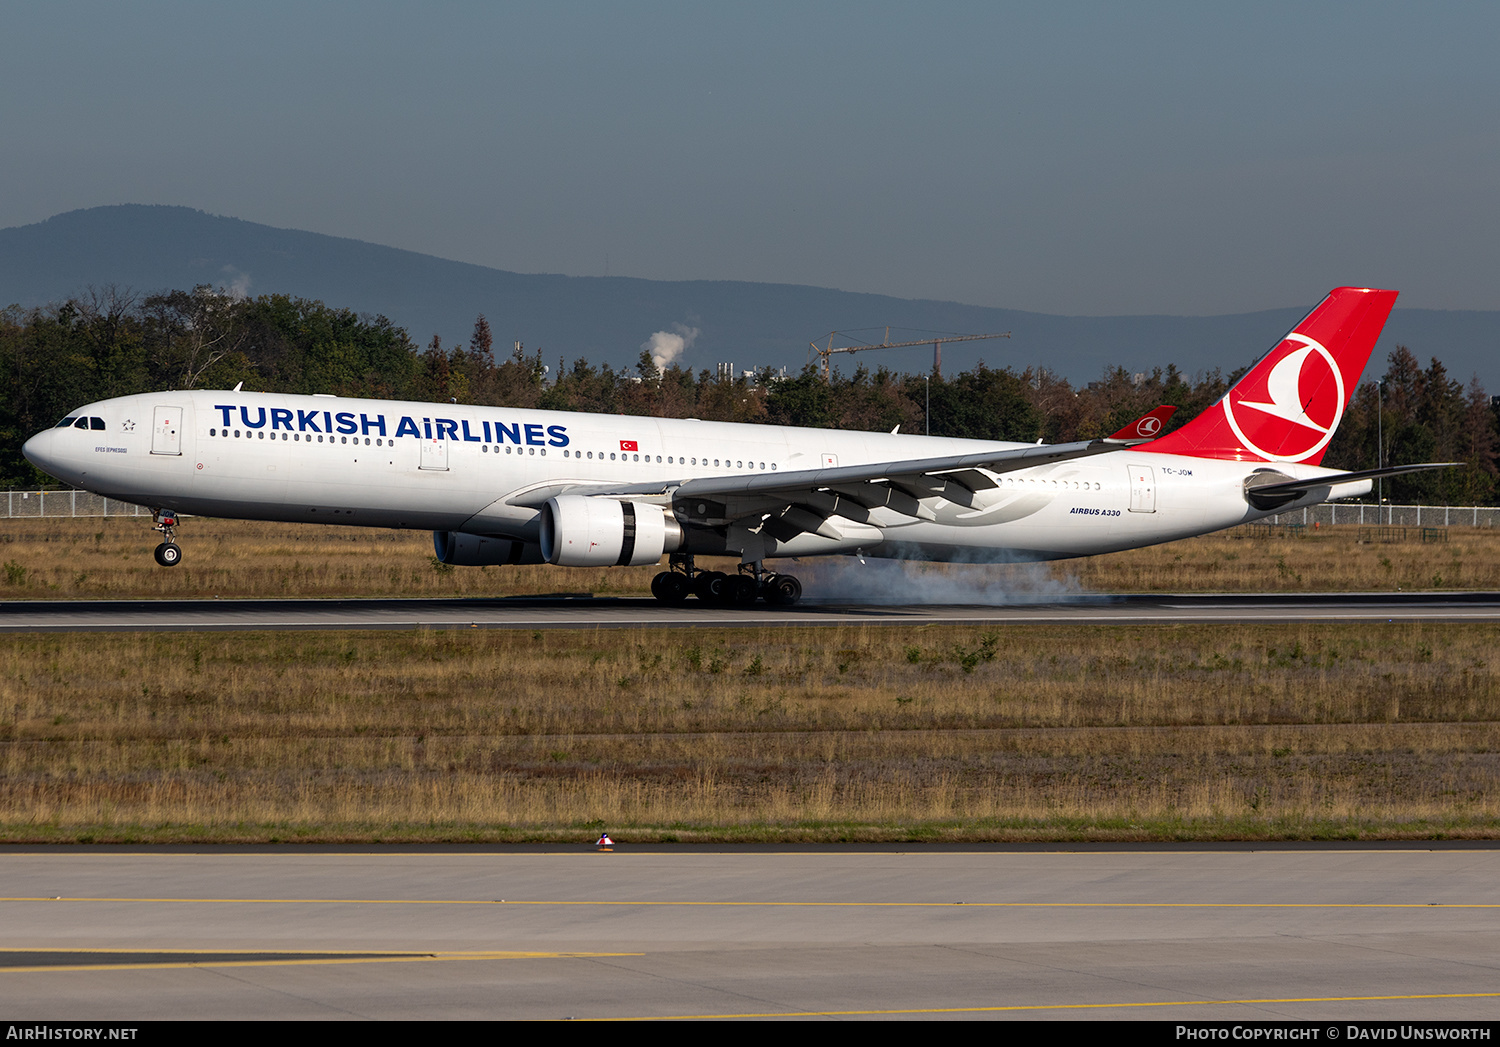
left=1, top=490, right=151, bottom=519
left=1262, top=503, right=1500, bottom=528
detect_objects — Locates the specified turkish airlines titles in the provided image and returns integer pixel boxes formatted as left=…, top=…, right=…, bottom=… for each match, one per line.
left=210, top=405, right=570, bottom=447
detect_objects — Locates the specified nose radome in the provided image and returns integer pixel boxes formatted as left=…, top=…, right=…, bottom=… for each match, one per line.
left=21, top=428, right=76, bottom=484
left=21, top=430, right=54, bottom=473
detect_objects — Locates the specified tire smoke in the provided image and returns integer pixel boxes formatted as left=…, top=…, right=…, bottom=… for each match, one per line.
left=787, top=556, right=1099, bottom=606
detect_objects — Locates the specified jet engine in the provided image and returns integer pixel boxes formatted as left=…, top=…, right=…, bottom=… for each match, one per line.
left=539, top=496, right=683, bottom=567
left=432, top=531, right=545, bottom=566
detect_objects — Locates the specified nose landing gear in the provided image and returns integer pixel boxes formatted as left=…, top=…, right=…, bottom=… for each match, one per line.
left=152, top=509, right=182, bottom=567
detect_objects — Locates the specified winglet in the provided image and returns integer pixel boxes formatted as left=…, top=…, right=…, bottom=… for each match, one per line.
left=1103, top=405, right=1176, bottom=444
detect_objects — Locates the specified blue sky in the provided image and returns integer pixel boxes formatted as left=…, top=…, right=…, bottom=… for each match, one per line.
left=3, top=2, right=1497, bottom=315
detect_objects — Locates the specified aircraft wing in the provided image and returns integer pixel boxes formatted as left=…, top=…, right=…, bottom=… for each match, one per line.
left=546, top=406, right=1177, bottom=536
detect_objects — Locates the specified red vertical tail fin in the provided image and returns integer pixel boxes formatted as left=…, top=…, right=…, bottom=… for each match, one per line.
left=1144, top=287, right=1397, bottom=464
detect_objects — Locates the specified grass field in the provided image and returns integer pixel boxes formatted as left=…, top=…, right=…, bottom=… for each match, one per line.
left=3, top=516, right=1497, bottom=842
left=0, top=515, right=1493, bottom=599
left=2, top=621, right=1498, bottom=843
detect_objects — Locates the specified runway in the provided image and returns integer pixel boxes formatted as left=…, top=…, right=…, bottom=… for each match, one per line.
left=3, top=846, right=1499, bottom=1020
left=2, top=591, right=1500, bottom=632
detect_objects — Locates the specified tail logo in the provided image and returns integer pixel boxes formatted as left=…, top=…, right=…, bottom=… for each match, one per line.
left=1133, top=415, right=1163, bottom=437
left=1222, top=333, right=1345, bottom=462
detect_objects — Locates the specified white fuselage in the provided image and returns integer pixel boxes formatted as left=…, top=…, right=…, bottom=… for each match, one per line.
left=22, top=389, right=1361, bottom=563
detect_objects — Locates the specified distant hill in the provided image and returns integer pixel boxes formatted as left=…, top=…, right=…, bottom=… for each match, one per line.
left=3, top=205, right=1497, bottom=387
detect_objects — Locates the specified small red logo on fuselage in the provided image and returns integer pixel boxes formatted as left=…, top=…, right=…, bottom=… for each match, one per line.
left=620, top=440, right=638, bottom=452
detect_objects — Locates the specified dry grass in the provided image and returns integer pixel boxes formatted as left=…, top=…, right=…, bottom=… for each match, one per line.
left=0, top=517, right=1494, bottom=599
left=5, top=516, right=1497, bottom=842
left=0, top=517, right=663, bottom=599
left=1072, top=527, right=1492, bottom=593
left=3, top=622, right=1499, bottom=842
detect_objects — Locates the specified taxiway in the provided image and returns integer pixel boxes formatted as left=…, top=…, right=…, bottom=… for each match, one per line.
left=2, top=846, right=1499, bottom=1020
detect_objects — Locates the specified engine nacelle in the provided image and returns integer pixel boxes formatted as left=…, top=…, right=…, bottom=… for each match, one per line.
left=432, top=531, right=545, bottom=566
left=539, top=496, right=683, bottom=567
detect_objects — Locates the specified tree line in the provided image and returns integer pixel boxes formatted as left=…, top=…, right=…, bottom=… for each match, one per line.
left=2, top=285, right=1495, bottom=504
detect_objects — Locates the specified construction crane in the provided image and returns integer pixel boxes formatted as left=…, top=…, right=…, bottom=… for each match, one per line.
left=810, top=328, right=1011, bottom=380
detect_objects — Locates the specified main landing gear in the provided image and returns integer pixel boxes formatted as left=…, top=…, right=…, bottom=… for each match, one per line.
left=650, top=556, right=802, bottom=607
left=151, top=509, right=182, bottom=567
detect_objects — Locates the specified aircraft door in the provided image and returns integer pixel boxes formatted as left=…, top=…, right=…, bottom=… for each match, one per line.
left=420, top=436, right=449, bottom=471
left=1127, top=464, right=1157, bottom=513
left=151, top=406, right=183, bottom=455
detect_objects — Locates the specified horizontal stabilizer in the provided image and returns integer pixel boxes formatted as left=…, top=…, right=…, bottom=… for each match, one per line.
left=1245, top=462, right=1458, bottom=510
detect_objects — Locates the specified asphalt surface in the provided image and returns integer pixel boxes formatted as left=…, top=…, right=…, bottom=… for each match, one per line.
left=2, top=847, right=1499, bottom=1020
left=2, top=591, right=1500, bottom=631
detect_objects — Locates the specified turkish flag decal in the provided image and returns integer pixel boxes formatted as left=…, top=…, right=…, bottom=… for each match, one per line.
left=620, top=440, right=638, bottom=452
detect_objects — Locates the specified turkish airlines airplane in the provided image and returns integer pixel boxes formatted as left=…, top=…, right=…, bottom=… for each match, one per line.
left=22, top=286, right=1447, bottom=606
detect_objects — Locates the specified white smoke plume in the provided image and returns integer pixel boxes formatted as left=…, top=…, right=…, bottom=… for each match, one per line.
left=643, top=323, right=700, bottom=372
left=786, top=556, right=1100, bottom=606
left=220, top=265, right=252, bottom=299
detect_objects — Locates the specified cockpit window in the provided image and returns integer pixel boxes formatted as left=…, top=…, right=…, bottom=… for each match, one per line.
left=89, top=417, right=105, bottom=430
left=73, top=417, right=89, bottom=429
left=54, top=417, right=77, bottom=428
